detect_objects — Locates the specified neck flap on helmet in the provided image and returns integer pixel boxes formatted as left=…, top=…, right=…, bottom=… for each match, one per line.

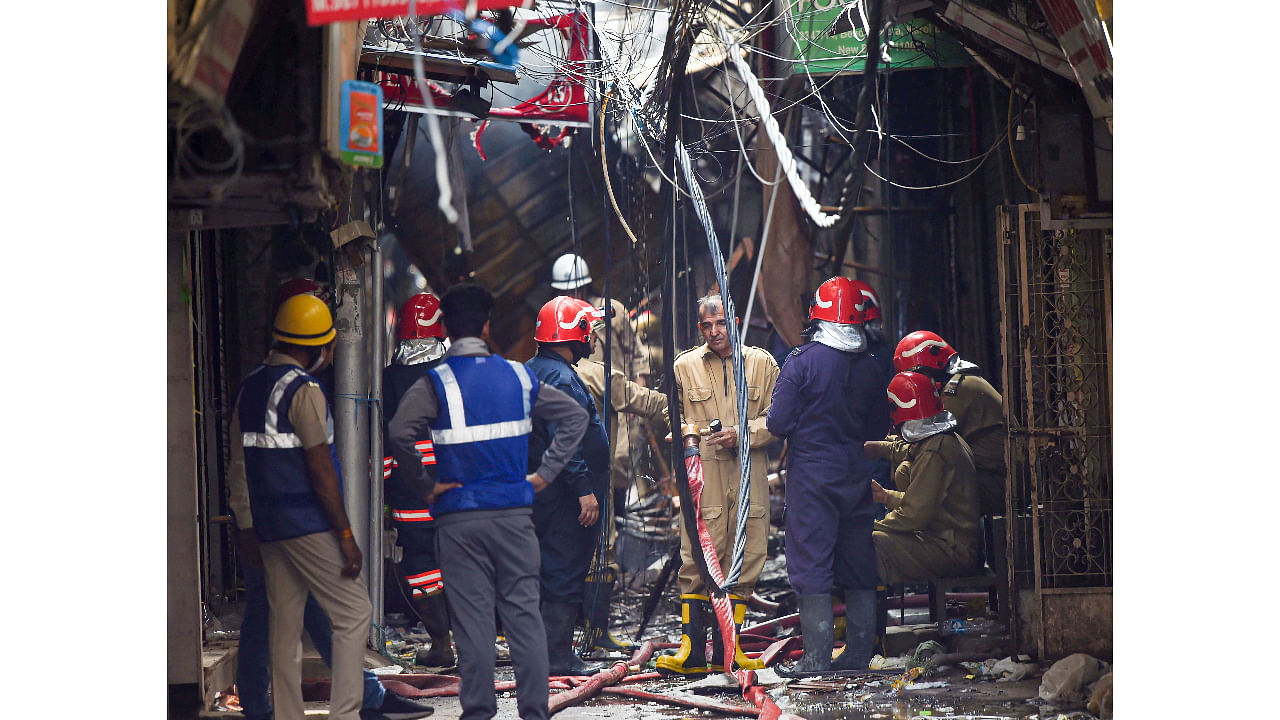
left=901, top=410, right=958, bottom=443
left=812, top=319, right=867, bottom=353
left=393, top=337, right=447, bottom=366
left=864, top=319, right=885, bottom=344
left=946, top=355, right=979, bottom=375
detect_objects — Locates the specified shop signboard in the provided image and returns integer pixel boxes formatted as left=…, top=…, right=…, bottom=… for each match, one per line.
left=787, top=0, right=969, bottom=75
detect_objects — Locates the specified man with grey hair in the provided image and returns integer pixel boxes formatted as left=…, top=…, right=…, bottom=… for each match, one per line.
left=656, top=292, right=779, bottom=675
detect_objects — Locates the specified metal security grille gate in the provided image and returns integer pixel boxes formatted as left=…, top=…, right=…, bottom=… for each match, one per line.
left=997, top=204, right=1113, bottom=658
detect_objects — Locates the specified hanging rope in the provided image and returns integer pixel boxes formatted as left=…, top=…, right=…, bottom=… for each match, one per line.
left=711, top=22, right=839, bottom=228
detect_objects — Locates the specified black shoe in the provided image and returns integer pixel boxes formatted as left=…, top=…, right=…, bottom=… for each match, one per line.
left=378, top=687, right=434, bottom=718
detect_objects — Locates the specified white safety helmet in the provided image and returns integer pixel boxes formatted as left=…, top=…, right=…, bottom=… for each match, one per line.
left=550, top=253, right=591, bottom=290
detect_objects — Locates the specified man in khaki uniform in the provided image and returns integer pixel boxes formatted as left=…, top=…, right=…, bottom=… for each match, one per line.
left=575, top=355, right=669, bottom=653
left=869, top=371, right=982, bottom=584
left=655, top=294, right=778, bottom=675
left=938, top=373, right=1005, bottom=515
left=551, top=253, right=654, bottom=502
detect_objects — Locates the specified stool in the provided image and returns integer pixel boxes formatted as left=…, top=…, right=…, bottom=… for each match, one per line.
left=876, top=516, right=1011, bottom=641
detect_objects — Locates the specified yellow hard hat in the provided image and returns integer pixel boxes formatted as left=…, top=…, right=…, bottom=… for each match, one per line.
left=273, top=294, right=336, bottom=346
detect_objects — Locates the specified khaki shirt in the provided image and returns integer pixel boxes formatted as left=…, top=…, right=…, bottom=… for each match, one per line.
left=588, top=296, right=650, bottom=379
left=226, top=351, right=330, bottom=530
left=574, top=359, right=669, bottom=442
left=673, top=343, right=778, bottom=463
left=940, top=373, right=1005, bottom=474
left=877, top=431, right=980, bottom=553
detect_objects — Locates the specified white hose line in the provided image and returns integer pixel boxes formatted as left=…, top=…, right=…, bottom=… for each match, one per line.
left=712, top=22, right=839, bottom=228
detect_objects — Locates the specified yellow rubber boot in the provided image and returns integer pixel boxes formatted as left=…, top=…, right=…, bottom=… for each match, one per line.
left=655, top=594, right=712, bottom=675
left=709, top=595, right=765, bottom=671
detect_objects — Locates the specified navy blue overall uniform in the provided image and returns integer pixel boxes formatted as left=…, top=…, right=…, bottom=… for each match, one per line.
left=866, top=337, right=895, bottom=493
left=767, top=342, right=889, bottom=595
left=383, top=362, right=443, bottom=599
left=525, top=350, right=610, bottom=605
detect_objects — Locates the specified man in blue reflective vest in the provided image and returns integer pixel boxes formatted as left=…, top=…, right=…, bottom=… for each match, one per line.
left=229, top=283, right=433, bottom=720
left=526, top=296, right=610, bottom=676
left=232, top=293, right=404, bottom=720
left=388, top=284, right=589, bottom=720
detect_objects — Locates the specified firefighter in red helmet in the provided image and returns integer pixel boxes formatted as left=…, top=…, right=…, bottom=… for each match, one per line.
left=525, top=296, right=611, bottom=675
left=888, top=331, right=1006, bottom=517
left=382, top=293, right=455, bottom=667
left=869, top=371, right=982, bottom=584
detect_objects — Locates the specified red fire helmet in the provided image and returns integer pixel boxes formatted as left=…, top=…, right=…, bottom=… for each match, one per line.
left=887, top=371, right=944, bottom=425
left=534, top=295, right=599, bottom=344
left=396, top=293, right=445, bottom=341
left=848, top=278, right=881, bottom=323
left=893, top=330, right=957, bottom=374
left=808, top=277, right=866, bottom=325
left=274, top=278, right=324, bottom=311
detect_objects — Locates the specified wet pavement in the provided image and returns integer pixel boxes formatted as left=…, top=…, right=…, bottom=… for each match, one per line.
left=206, top=523, right=1102, bottom=720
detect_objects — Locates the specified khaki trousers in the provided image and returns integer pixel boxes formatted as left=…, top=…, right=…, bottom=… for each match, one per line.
left=677, top=451, right=770, bottom=598
left=260, top=531, right=373, bottom=720
left=871, top=530, right=980, bottom=585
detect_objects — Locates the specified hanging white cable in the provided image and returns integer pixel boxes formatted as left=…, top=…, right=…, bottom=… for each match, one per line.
left=712, top=22, right=839, bottom=228
left=408, top=0, right=458, bottom=224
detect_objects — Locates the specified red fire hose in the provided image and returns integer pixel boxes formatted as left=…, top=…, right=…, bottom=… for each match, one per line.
left=547, top=641, right=656, bottom=714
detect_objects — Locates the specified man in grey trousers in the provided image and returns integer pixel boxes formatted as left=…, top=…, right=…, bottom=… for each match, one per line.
left=388, top=284, right=590, bottom=720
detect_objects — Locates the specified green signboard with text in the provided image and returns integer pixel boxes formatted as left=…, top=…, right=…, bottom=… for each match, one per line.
left=788, top=2, right=969, bottom=75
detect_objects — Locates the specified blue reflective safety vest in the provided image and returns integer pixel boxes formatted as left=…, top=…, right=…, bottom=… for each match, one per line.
left=237, top=362, right=343, bottom=542
left=426, top=354, right=540, bottom=516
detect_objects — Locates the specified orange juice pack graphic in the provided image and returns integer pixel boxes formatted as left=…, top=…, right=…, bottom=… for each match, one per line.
left=339, top=80, right=384, bottom=168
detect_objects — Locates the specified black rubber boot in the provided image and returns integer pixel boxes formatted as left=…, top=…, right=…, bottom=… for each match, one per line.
left=581, top=572, right=637, bottom=654
left=831, top=589, right=877, bottom=672
left=655, top=594, right=710, bottom=675
left=777, top=594, right=835, bottom=677
left=412, top=592, right=455, bottom=668
left=709, top=595, right=766, bottom=671
left=542, top=600, right=607, bottom=676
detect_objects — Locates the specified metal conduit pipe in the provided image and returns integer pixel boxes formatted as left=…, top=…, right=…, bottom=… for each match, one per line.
left=368, top=235, right=386, bottom=643
left=334, top=250, right=370, bottom=606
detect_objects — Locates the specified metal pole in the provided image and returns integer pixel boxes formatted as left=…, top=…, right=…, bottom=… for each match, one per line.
left=368, top=235, right=386, bottom=646
left=334, top=247, right=371, bottom=610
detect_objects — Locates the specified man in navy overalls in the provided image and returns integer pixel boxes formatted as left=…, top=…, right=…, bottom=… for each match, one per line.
left=767, top=277, right=889, bottom=676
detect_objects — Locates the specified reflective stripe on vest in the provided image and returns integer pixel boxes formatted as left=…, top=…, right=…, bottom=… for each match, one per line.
left=429, top=362, right=533, bottom=446
left=242, top=367, right=335, bottom=449
left=406, top=569, right=442, bottom=586
left=382, top=439, right=437, bottom=479
left=391, top=508, right=434, bottom=522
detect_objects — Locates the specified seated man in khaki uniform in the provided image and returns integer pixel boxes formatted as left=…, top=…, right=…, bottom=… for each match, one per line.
left=869, top=371, right=981, bottom=584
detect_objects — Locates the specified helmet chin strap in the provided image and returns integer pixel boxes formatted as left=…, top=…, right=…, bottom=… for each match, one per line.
left=305, top=349, right=328, bottom=374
